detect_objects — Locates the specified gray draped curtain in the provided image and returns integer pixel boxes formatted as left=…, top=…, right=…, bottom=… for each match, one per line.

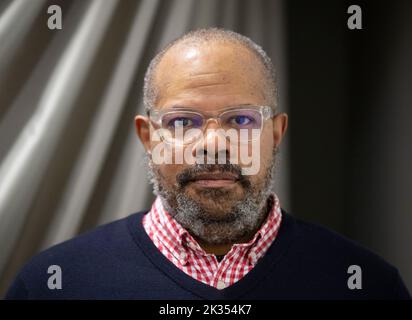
left=0, top=0, right=288, bottom=296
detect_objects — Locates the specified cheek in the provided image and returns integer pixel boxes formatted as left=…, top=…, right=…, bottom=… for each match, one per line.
left=260, top=125, right=275, bottom=155
left=157, top=163, right=185, bottom=186
left=249, top=129, right=274, bottom=177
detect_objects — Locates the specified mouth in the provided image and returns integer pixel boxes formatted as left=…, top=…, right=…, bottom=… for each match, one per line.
left=189, top=172, right=239, bottom=188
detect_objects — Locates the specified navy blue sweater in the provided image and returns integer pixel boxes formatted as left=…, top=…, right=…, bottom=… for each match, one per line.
left=5, top=210, right=411, bottom=299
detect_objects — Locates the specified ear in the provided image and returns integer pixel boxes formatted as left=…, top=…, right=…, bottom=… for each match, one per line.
left=272, top=113, right=288, bottom=148
left=135, top=115, right=151, bottom=153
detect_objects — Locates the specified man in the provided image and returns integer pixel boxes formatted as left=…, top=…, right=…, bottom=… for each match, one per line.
left=5, top=28, right=410, bottom=299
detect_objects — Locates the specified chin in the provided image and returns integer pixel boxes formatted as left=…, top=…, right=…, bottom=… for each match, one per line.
left=193, top=195, right=241, bottom=217
left=187, top=183, right=244, bottom=199
left=199, top=207, right=235, bottom=222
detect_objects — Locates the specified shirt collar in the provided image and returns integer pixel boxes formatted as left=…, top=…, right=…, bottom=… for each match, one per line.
left=148, top=193, right=281, bottom=264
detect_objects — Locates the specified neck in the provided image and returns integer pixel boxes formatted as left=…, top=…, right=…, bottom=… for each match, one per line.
left=195, top=232, right=257, bottom=255
left=196, top=241, right=233, bottom=256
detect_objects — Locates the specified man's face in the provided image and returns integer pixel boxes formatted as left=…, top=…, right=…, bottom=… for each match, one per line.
left=136, top=41, right=287, bottom=244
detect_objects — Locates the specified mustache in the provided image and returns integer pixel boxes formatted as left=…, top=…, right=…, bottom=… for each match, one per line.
left=176, top=164, right=251, bottom=188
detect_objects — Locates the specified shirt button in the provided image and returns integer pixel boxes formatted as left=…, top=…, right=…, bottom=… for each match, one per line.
left=249, top=252, right=257, bottom=264
left=180, top=251, right=187, bottom=260
left=188, top=242, right=197, bottom=250
left=217, top=280, right=226, bottom=290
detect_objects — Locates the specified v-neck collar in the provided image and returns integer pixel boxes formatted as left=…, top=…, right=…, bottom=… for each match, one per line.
left=127, top=209, right=297, bottom=300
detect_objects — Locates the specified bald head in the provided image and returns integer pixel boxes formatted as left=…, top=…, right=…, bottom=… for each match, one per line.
left=143, top=28, right=278, bottom=113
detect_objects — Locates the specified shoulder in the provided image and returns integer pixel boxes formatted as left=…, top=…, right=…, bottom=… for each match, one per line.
left=27, top=212, right=144, bottom=263
left=280, top=211, right=410, bottom=299
left=5, top=211, right=148, bottom=299
left=290, top=213, right=392, bottom=266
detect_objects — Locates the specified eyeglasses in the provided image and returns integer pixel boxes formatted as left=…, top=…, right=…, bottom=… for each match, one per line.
left=148, top=105, right=275, bottom=145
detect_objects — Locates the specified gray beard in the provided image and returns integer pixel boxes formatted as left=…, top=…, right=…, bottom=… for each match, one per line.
left=145, top=151, right=278, bottom=245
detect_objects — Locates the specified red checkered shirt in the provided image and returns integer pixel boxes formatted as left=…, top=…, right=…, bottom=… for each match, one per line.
left=142, top=194, right=282, bottom=290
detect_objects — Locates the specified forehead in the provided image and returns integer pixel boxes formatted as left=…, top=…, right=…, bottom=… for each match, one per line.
left=153, top=41, right=267, bottom=109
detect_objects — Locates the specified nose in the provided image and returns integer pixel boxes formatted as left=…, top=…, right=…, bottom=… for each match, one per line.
left=191, top=118, right=230, bottom=164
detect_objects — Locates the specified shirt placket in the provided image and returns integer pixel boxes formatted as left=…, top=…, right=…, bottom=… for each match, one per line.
left=211, top=246, right=247, bottom=289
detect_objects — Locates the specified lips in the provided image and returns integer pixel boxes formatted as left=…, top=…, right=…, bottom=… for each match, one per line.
left=189, top=172, right=239, bottom=188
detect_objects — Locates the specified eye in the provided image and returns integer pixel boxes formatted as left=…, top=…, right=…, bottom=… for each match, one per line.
left=229, top=115, right=254, bottom=126
left=167, top=117, right=193, bottom=128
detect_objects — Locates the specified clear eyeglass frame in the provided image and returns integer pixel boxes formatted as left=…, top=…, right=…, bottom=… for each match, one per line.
left=147, top=105, right=276, bottom=145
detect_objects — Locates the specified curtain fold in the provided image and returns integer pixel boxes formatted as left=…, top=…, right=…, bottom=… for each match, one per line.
left=0, top=0, right=47, bottom=77
left=0, top=0, right=119, bottom=277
